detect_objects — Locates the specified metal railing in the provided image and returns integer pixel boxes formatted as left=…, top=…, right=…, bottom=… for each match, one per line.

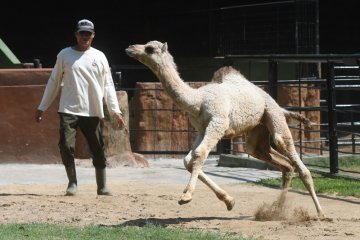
left=114, top=54, right=360, bottom=176
left=224, top=54, right=360, bottom=175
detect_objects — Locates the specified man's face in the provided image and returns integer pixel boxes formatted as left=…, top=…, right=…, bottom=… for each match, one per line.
left=75, top=31, right=95, bottom=49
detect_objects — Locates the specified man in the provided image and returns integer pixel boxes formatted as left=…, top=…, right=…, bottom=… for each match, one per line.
left=35, top=19, right=124, bottom=196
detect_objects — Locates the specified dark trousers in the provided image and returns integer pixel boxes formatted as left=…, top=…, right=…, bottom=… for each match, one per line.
left=58, top=113, right=106, bottom=169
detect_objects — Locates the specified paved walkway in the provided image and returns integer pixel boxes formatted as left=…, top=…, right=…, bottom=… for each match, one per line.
left=0, top=157, right=281, bottom=185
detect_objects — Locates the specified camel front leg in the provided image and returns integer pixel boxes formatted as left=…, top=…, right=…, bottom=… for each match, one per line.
left=179, top=124, right=232, bottom=208
left=178, top=149, right=205, bottom=205
left=180, top=135, right=203, bottom=196
left=181, top=150, right=235, bottom=210
left=198, top=171, right=235, bottom=210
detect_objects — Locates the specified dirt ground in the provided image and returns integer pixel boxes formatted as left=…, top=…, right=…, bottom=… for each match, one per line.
left=1, top=180, right=360, bottom=240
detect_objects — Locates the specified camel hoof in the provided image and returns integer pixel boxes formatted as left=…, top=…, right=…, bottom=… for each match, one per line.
left=225, top=197, right=235, bottom=211
left=178, top=193, right=192, bottom=205
left=178, top=198, right=192, bottom=205
left=318, top=212, right=327, bottom=220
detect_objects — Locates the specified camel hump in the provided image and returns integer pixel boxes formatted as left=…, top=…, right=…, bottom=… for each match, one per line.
left=210, top=66, right=241, bottom=83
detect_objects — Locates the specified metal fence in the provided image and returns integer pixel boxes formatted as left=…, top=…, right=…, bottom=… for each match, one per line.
left=114, top=54, right=360, bottom=176
left=224, top=54, right=360, bottom=176
left=212, top=0, right=318, bottom=56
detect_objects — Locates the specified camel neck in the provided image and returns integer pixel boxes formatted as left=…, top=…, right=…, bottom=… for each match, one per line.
left=156, top=66, right=200, bottom=115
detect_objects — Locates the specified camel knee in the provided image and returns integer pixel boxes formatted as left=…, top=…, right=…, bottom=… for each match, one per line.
left=191, top=148, right=207, bottom=168
left=193, top=147, right=206, bottom=159
left=183, top=150, right=205, bottom=172
left=282, top=169, right=294, bottom=189
left=272, top=132, right=296, bottom=152
left=283, top=169, right=294, bottom=180
left=183, top=156, right=192, bottom=172
left=273, top=133, right=283, bottom=146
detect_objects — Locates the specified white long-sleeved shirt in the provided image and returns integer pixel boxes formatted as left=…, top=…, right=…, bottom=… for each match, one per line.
left=38, top=47, right=121, bottom=118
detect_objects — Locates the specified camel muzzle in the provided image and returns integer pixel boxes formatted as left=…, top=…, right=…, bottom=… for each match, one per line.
left=125, top=48, right=135, bottom=57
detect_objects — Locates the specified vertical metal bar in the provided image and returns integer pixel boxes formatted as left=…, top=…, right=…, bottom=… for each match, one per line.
left=294, top=0, right=299, bottom=54
left=115, top=72, right=122, bottom=90
left=268, top=60, right=278, bottom=99
left=351, top=112, right=355, bottom=154
left=154, top=87, right=158, bottom=152
left=326, top=61, right=338, bottom=174
left=320, top=138, right=323, bottom=155
left=315, top=0, right=320, bottom=55
left=207, top=0, right=214, bottom=57
left=297, top=63, right=303, bottom=160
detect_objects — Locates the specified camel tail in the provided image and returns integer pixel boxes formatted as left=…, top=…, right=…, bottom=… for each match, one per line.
left=283, top=109, right=312, bottom=127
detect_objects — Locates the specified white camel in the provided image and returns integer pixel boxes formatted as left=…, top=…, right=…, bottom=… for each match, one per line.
left=125, top=40, right=324, bottom=218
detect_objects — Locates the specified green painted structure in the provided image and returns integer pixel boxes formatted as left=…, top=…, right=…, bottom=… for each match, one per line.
left=0, top=38, right=21, bottom=68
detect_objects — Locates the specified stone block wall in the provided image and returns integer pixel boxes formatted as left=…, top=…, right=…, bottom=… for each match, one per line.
left=277, top=84, right=321, bottom=154
left=0, top=69, right=147, bottom=167
left=131, top=82, right=203, bottom=152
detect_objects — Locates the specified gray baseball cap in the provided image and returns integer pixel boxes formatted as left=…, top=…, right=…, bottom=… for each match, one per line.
left=76, top=19, right=95, bottom=33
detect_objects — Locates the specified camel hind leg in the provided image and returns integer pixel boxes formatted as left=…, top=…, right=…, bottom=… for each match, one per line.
left=269, top=148, right=295, bottom=209
left=246, top=125, right=295, bottom=209
left=264, top=114, right=325, bottom=218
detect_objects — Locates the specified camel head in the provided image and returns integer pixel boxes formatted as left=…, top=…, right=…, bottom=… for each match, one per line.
left=125, top=40, right=177, bottom=73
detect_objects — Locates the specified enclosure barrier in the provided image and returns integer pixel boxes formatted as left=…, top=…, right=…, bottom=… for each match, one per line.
left=114, top=54, right=360, bottom=176
left=226, top=54, right=360, bottom=175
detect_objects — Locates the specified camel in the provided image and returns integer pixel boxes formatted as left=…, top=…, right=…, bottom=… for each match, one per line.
left=125, top=40, right=324, bottom=218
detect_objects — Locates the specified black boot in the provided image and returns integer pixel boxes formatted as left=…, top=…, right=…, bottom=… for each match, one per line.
left=96, top=168, right=111, bottom=196
left=65, top=165, right=77, bottom=196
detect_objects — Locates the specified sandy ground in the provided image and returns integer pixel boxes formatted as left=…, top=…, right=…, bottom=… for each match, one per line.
left=1, top=158, right=360, bottom=240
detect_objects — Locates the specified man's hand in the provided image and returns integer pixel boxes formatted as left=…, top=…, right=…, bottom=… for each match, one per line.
left=35, top=109, right=43, bottom=123
left=113, top=112, right=125, bottom=129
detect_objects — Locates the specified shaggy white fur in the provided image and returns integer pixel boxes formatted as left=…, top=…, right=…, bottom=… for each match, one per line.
left=126, top=41, right=324, bottom=218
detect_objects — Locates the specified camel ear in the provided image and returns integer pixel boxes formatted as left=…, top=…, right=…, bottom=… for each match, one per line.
left=161, top=42, right=168, bottom=52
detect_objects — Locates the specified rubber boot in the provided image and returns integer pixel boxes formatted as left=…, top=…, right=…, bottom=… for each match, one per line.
left=65, top=165, right=77, bottom=196
left=95, top=168, right=111, bottom=196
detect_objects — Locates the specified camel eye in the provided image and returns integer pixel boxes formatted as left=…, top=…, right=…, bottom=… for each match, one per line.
left=145, top=46, right=154, bottom=54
